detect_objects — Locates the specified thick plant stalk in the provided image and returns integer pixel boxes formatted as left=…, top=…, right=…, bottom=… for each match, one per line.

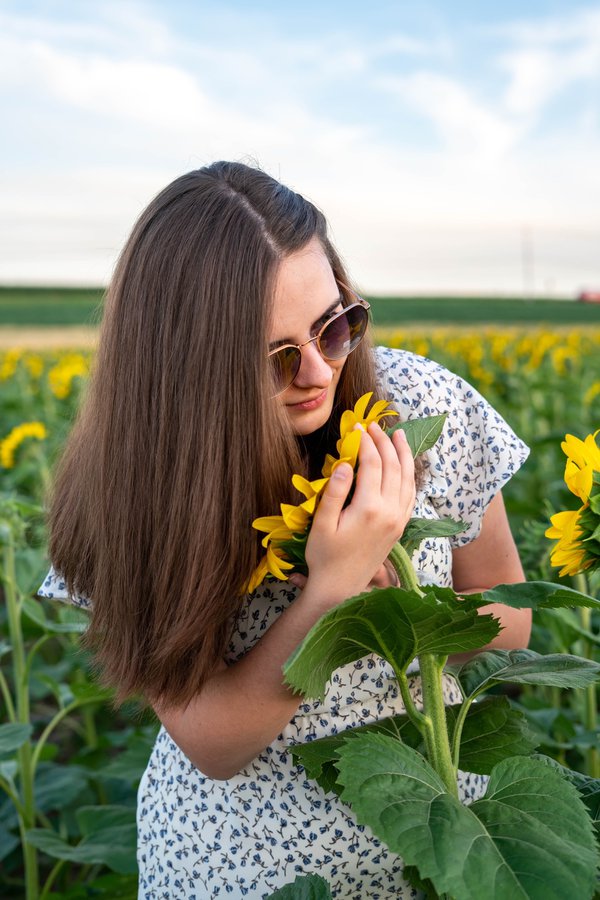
left=2, top=530, right=39, bottom=900
left=388, top=542, right=459, bottom=797
left=574, top=573, right=599, bottom=778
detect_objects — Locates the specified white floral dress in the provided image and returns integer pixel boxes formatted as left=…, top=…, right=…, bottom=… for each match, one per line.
left=39, top=347, right=529, bottom=900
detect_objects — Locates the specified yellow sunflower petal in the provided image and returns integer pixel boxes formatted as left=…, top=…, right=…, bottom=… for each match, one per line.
left=336, top=429, right=362, bottom=469
left=261, top=525, right=295, bottom=548
left=292, top=474, right=329, bottom=499
left=252, top=514, right=287, bottom=534
left=365, top=398, right=395, bottom=423
left=245, top=556, right=269, bottom=593
left=321, top=454, right=337, bottom=478
left=353, top=392, right=373, bottom=421
left=266, top=543, right=295, bottom=579
left=564, top=459, right=593, bottom=503
left=545, top=509, right=581, bottom=540
left=280, top=503, right=311, bottom=532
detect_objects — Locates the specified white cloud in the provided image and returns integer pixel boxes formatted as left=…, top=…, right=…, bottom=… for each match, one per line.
left=377, top=71, right=520, bottom=160
left=0, top=2, right=598, bottom=293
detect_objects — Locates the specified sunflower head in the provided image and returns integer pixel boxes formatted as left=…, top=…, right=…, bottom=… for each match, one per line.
left=546, top=430, right=600, bottom=577
left=247, top=392, right=395, bottom=590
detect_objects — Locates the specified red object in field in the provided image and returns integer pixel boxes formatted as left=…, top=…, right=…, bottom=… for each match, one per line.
left=578, top=290, right=600, bottom=303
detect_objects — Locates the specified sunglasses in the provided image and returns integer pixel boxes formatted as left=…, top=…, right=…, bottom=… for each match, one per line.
left=268, top=290, right=371, bottom=395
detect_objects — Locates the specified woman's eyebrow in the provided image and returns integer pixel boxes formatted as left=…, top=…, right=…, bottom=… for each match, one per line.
left=268, top=294, right=343, bottom=351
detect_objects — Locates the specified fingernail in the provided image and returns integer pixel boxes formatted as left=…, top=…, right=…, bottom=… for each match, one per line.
left=353, top=423, right=365, bottom=431
left=397, top=428, right=408, bottom=442
left=332, top=463, right=352, bottom=479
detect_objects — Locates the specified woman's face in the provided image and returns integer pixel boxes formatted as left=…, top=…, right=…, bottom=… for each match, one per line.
left=269, top=236, right=347, bottom=436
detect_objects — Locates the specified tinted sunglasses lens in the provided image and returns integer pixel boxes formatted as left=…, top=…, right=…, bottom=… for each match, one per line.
left=320, top=306, right=368, bottom=359
left=270, top=345, right=301, bottom=392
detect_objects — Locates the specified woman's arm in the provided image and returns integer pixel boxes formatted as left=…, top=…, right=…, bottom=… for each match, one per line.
left=449, top=491, right=532, bottom=659
left=156, top=423, right=416, bottom=780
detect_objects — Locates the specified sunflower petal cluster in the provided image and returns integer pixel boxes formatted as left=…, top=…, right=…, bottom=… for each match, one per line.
left=246, top=393, right=395, bottom=592
left=1, top=422, right=48, bottom=469
left=545, top=430, right=600, bottom=576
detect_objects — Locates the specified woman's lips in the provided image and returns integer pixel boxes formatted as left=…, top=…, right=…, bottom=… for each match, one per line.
left=286, top=389, right=328, bottom=411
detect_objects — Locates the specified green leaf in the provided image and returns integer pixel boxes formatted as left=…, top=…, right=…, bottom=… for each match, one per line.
left=0, top=823, right=20, bottom=862
left=23, top=595, right=89, bottom=633
left=535, top=607, right=600, bottom=649
left=400, top=516, right=467, bottom=556
left=291, top=714, right=424, bottom=795
left=76, top=805, right=135, bottom=837
left=292, top=698, right=538, bottom=790
left=283, top=587, right=499, bottom=700
left=453, top=696, right=539, bottom=774
left=388, top=413, right=447, bottom=457
left=335, top=734, right=599, bottom=900
left=482, top=580, right=600, bottom=609
left=26, top=823, right=137, bottom=874
left=35, top=763, right=90, bottom=812
left=0, top=723, right=32, bottom=755
left=46, top=872, right=139, bottom=900
left=266, top=874, right=333, bottom=899
left=533, top=756, right=600, bottom=834
left=454, top=649, right=600, bottom=699
left=0, top=761, right=18, bottom=783
left=99, top=736, right=157, bottom=782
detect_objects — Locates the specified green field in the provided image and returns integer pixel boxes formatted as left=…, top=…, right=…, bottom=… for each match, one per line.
left=1, top=286, right=600, bottom=326
left=0, top=287, right=104, bottom=326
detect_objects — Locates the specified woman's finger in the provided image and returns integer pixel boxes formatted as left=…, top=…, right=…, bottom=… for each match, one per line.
left=367, top=421, right=403, bottom=498
left=312, top=462, right=354, bottom=533
left=350, top=426, right=384, bottom=506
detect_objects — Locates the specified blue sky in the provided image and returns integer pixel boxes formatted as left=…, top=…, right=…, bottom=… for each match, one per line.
left=1, top=0, right=599, bottom=294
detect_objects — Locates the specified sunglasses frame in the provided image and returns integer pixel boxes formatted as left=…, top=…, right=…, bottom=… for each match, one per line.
left=268, top=287, right=371, bottom=396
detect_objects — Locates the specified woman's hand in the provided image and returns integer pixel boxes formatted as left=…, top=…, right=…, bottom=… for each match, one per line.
left=302, top=422, right=415, bottom=609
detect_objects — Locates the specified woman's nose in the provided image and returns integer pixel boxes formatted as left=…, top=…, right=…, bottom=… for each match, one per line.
left=293, top=341, right=333, bottom=388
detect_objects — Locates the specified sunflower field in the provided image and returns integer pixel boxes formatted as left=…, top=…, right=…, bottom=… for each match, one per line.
left=1, top=328, right=599, bottom=899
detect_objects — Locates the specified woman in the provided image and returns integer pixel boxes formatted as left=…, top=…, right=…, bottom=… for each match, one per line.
left=40, top=161, right=531, bottom=898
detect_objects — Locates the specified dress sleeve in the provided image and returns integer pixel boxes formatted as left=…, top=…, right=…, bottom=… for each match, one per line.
left=375, top=346, right=530, bottom=547
left=38, top=566, right=92, bottom=610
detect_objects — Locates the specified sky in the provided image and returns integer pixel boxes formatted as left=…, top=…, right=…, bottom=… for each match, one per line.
left=1, top=0, right=599, bottom=295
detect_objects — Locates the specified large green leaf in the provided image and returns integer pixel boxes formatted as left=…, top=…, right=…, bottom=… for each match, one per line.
left=400, top=516, right=467, bottom=556
left=76, top=805, right=136, bottom=836
left=34, top=763, right=90, bottom=812
left=26, top=822, right=137, bottom=874
left=291, top=714, right=424, bottom=795
left=0, top=722, right=32, bottom=755
left=388, top=414, right=447, bottom=457
left=266, top=874, right=333, bottom=899
left=291, top=697, right=538, bottom=791
left=335, top=733, right=599, bottom=900
left=453, top=696, right=539, bottom=774
left=453, top=649, right=600, bottom=699
left=283, top=587, right=499, bottom=700
left=482, top=581, right=600, bottom=610
left=534, top=756, right=600, bottom=836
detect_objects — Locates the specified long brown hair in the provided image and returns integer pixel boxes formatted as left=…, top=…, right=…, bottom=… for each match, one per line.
left=48, top=161, right=391, bottom=706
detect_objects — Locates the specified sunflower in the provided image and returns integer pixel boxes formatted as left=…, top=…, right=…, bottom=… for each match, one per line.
left=562, top=430, right=600, bottom=503
left=546, top=430, right=600, bottom=577
left=247, top=392, right=396, bottom=590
